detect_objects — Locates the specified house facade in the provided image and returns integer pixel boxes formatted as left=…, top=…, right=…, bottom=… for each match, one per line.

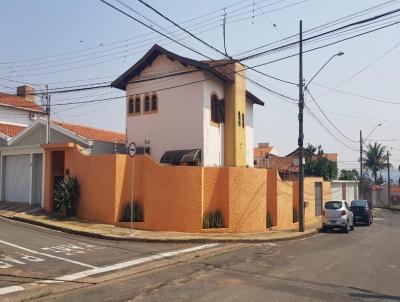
left=0, top=85, right=46, bottom=145
left=112, top=44, right=264, bottom=167
left=0, top=118, right=125, bottom=205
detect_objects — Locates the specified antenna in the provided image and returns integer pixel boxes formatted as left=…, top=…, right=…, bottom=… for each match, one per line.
left=223, top=8, right=228, bottom=56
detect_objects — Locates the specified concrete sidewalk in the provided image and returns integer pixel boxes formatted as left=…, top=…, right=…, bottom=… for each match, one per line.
left=0, top=204, right=321, bottom=243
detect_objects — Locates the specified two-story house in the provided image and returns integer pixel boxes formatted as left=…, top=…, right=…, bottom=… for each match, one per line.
left=0, top=85, right=45, bottom=146
left=112, top=44, right=264, bottom=167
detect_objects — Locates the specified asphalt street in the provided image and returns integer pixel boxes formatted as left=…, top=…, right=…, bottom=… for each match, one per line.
left=1, top=209, right=399, bottom=301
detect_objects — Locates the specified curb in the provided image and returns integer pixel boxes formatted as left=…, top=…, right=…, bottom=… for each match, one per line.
left=4, top=214, right=320, bottom=244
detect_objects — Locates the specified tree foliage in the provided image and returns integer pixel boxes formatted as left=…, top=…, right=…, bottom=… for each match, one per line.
left=339, top=169, right=359, bottom=181
left=304, top=144, right=338, bottom=180
left=362, top=142, right=389, bottom=184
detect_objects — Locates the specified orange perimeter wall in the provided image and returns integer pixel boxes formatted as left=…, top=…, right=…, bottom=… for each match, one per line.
left=43, top=144, right=330, bottom=233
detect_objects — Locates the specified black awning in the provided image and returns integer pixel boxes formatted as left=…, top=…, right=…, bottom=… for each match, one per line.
left=160, top=149, right=201, bottom=165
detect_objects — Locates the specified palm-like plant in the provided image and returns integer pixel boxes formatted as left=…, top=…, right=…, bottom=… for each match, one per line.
left=362, top=143, right=388, bottom=184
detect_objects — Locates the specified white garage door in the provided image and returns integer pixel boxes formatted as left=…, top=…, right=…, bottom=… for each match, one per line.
left=4, top=155, right=30, bottom=203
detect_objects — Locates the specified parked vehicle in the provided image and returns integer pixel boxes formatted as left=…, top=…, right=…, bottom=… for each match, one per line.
left=350, top=199, right=373, bottom=226
left=322, top=200, right=354, bottom=233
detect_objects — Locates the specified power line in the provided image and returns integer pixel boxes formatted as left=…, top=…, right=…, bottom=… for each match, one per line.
left=0, top=0, right=261, bottom=66
left=316, top=38, right=400, bottom=99
left=6, top=6, right=400, bottom=98
left=305, top=104, right=359, bottom=152
left=313, top=83, right=400, bottom=105
left=305, top=88, right=358, bottom=143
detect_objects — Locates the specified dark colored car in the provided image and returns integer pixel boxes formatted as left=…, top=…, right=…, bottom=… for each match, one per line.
left=350, top=200, right=373, bottom=226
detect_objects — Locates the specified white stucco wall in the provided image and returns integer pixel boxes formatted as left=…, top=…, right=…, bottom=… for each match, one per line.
left=126, top=54, right=212, bottom=163
left=331, top=181, right=359, bottom=203
left=0, top=106, right=44, bottom=126
left=202, top=77, right=224, bottom=167
left=331, top=183, right=342, bottom=200
left=246, top=99, right=254, bottom=167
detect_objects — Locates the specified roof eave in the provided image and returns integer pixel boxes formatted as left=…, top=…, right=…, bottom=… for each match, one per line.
left=111, top=44, right=234, bottom=91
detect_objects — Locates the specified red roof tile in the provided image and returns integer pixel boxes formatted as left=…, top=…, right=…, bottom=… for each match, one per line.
left=254, top=147, right=273, bottom=158
left=0, top=123, right=26, bottom=137
left=53, top=121, right=126, bottom=143
left=391, top=186, right=400, bottom=193
left=0, top=92, right=45, bottom=113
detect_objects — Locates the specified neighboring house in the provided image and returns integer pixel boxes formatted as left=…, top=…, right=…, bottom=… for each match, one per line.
left=0, top=86, right=46, bottom=145
left=111, top=44, right=265, bottom=167
left=330, top=180, right=359, bottom=203
left=254, top=142, right=278, bottom=168
left=0, top=118, right=126, bottom=205
left=367, top=182, right=400, bottom=208
left=259, top=147, right=338, bottom=180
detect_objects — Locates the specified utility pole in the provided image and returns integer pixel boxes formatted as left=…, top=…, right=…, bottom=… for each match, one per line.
left=298, top=20, right=305, bottom=232
left=387, top=150, right=391, bottom=209
left=359, top=130, right=363, bottom=199
left=45, top=85, right=51, bottom=144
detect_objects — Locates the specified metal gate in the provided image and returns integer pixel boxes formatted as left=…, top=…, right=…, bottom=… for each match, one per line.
left=315, top=182, right=323, bottom=216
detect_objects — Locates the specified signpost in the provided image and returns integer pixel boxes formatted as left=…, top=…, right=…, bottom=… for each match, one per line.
left=128, top=142, right=136, bottom=234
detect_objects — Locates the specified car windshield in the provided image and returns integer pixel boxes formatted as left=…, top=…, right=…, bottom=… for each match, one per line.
left=351, top=200, right=367, bottom=207
left=325, top=201, right=343, bottom=209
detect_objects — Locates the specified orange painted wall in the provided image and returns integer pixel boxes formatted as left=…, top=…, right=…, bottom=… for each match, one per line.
left=203, top=168, right=229, bottom=228
left=267, top=169, right=277, bottom=227
left=44, top=144, right=330, bottom=233
left=292, top=178, right=332, bottom=225
left=277, top=178, right=294, bottom=229
left=227, top=167, right=266, bottom=232
left=43, top=144, right=117, bottom=224
left=116, top=155, right=203, bottom=232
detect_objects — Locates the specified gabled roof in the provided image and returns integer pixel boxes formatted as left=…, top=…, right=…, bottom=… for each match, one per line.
left=112, top=44, right=264, bottom=106
left=8, top=118, right=126, bottom=146
left=0, top=92, right=45, bottom=113
left=112, top=44, right=233, bottom=91
left=53, top=121, right=126, bottom=144
left=0, top=122, right=26, bottom=138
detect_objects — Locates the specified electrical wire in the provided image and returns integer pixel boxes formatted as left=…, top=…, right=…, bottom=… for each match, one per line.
left=305, top=88, right=358, bottom=143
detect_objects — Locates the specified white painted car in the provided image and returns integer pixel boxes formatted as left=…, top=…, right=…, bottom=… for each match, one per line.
left=322, top=200, right=354, bottom=233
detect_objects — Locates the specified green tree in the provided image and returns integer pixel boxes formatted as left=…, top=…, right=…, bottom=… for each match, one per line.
left=304, top=144, right=338, bottom=180
left=339, top=169, right=358, bottom=180
left=362, top=143, right=388, bottom=184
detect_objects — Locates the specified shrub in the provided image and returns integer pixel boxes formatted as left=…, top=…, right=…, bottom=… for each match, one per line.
left=293, top=208, right=298, bottom=223
left=54, top=175, right=80, bottom=217
left=266, top=211, right=273, bottom=228
left=203, top=210, right=223, bottom=228
left=120, top=201, right=144, bottom=222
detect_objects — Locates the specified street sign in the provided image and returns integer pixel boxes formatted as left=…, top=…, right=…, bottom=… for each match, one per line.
left=128, top=142, right=136, bottom=157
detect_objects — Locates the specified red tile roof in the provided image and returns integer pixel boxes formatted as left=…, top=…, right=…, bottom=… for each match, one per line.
left=53, top=121, right=126, bottom=143
left=0, top=123, right=26, bottom=137
left=0, top=92, right=45, bottom=113
left=369, top=185, right=383, bottom=190
left=254, top=147, right=274, bottom=158
left=391, top=186, right=400, bottom=194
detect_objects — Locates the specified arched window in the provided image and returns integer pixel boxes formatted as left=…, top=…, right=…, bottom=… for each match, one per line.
left=134, top=96, right=141, bottom=114
left=128, top=98, right=134, bottom=114
left=242, top=113, right=245, bottom=128
left=144, top=95, right=150, bottom=112
left=151, top=94, right=158, bottom=111
left=237, top=111, right=241, bottom=127
left=211, top=94, right=219, bottom=123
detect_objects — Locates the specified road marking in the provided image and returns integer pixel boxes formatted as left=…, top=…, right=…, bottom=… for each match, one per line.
left=42, top=243, right=218, bottom=284
left=0, top=285, right=24, bottom=296
left=267, top=243, right=279, bottom=246
left=388, top=264, right=398, bottom=269
left=0, top=240, right=96, bottom=269
left=374, top=218, right=385, bottom=221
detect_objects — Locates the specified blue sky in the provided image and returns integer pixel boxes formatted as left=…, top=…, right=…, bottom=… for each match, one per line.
left=1, top=0, right=400, bottom=178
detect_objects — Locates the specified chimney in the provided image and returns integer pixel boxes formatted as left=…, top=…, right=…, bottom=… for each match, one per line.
left=17, top=85, right=35, bottom=102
